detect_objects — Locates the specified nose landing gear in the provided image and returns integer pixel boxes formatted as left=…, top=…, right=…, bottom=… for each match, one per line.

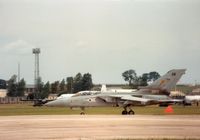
left=80, top=107, right=85, bottom=115
left=80, top=112, right=85, bottom=115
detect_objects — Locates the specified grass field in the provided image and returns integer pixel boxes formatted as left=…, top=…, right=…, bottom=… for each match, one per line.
left=0, top=104, right=200, bottom=116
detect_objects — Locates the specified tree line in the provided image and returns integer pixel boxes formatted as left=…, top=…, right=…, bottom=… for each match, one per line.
left=7, top=75, right=26, bottom=97
left=122, top=69, right=160, bottom=88
left=7, top=73, right=93, bottom=99
left=6, top=69, right=160, bottom=99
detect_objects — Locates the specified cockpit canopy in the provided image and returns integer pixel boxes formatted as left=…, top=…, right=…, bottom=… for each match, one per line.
left=72, top=91, right=101, bottom=97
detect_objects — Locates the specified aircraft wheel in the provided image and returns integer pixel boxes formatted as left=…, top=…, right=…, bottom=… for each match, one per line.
left=80, top=112, right=85, bottom=115
left=122, top=110, right=128, bottom=115
left=128, top=110, right=135, bottom=115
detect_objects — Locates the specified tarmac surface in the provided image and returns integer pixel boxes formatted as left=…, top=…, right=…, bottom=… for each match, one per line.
left=0, top=115, right=200, bottom=140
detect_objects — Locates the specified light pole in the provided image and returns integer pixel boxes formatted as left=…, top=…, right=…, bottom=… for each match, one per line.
left=32, top=48, right=40, bottom=99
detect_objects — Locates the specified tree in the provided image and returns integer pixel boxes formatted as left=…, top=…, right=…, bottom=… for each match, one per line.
left=0, top=79, right=6, bottom=89
left=51, top=81, right=59, bottom=93
left=142, top=73, right=149, bottom=81
left=122, top=69, right=137, bottom=86
left=73, top=73, right=83, bottom=93
left=27, top=93, right=34, bottom=100
left=138, top=73, right=149, bottom=86
left=59, top=79, right=65, bottom=91
left=148, top=71, right=160, bottom=82
left=7, top=75, right=17, bottom=97
left=72, top=73, right=93, bottom=93
left=137, top=74, right=148, bottom=87
left=40, top=81, right=50, bottom=99
left=122, top=70, right=161, bottom=88
left=7, top=75, right=26, bottom=97
left=34, top=80, right=50, bottom=99
left=37, top=77, right=44, bottom=93
left=16, top=78, right=26, bottom=96
left=66, top=77, right=73, bottom=93
left=82, top=73, right=93, bottom=91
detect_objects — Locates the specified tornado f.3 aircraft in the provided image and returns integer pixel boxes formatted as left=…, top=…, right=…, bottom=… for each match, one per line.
left=45, top=69, right=186, bottom=115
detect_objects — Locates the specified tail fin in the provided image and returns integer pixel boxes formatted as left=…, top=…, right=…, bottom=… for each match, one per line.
left=144, top=69, right=186, bottom=92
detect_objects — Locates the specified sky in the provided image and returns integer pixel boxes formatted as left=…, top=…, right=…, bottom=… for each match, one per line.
left=0, top=0, right=200, bottom=85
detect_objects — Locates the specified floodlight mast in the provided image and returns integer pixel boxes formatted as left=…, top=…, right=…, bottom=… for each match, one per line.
left=32, top=48, right=40, bottom=99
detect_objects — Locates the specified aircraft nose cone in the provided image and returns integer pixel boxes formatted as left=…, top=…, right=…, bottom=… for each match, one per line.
left=44, top=100, right=58, bottom=107
left=45, top=94, right=73, bottom=107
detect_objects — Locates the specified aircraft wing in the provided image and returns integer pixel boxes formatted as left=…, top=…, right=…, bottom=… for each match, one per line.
left=99, top=94, right=181, bottom=106
left=100, top=94, right=159, bottom=106
left=110, top=95, right=150, bottom=102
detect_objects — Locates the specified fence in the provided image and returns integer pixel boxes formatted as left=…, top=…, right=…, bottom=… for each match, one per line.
left=0, top=97, right=32, bottom=104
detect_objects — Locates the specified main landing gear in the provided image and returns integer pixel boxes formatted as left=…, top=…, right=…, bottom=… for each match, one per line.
left=122, top=106, right=135, bottom=115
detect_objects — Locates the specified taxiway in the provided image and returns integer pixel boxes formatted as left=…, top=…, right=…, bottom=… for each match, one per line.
left=0, top=115, right=200, bottom=140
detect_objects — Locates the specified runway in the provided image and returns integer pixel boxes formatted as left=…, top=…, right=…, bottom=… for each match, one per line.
left=0, top=115, right=200, bottom=140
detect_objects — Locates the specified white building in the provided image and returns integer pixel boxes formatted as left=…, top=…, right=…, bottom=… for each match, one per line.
left=0, top=89, right=7, bottom=98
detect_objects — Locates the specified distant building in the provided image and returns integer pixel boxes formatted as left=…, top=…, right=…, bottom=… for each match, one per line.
left=25, top=84, right=35, bottom=96
left=170, top=91, right=185, bottom=99
left=191, top=88, right=200, bottom=95
left=0, top=89, right=7, bottom=98
left=0, top=79, right=7, bottom=97
left=0, top=80, right=35, bottom=104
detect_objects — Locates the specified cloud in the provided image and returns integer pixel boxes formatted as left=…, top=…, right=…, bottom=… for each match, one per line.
left=1, top=40, right=35, bottom=55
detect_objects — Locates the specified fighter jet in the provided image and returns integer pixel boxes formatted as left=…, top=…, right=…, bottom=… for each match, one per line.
left=45, top=69, right=186, bottom=115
